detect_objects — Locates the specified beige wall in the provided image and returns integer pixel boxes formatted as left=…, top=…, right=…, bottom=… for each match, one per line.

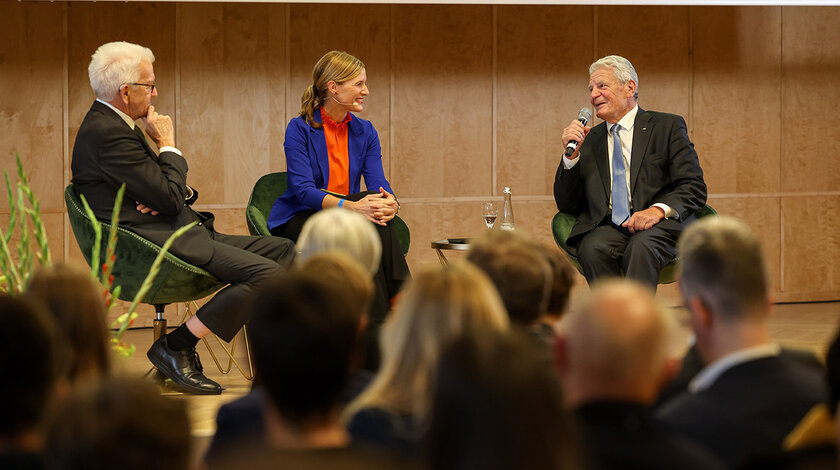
left=2, top=2, right=839, bottom=309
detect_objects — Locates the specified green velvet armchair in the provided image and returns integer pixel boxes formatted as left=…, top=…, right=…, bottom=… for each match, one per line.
left=65, top=185, right=252, bottom=379
left=246, top=171, right=411, bottom=256
left=551, top=204, right=718, bottom=285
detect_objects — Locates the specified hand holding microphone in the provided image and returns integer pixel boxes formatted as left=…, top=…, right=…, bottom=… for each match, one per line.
left=562, top=108, right=592, bottom=159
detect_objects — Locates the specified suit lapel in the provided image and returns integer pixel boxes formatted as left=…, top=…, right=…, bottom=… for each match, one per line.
left=589, top=123, right=610, bottom=200
left=630, top=109, right=652, bottom=195
left=310, top=112, right=330, bottom=184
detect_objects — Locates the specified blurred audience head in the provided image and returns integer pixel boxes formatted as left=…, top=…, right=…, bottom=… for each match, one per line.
left=25, top=263, right=111, bottom=382
left=466, top=230, right=552, bottom=325
left=0, top=294, right=61, bottom=452
left=426, top=330, right=577, bottom=470
left=557, top=279, right=676, bottom=407
left=297, top=208, right=382, bottom=275
left=543, top=246, right=576, bottom=320
left=679, top=215, right=769, bottom=322
left=296, top=250, right=374, bottom=323
left=249, top=269, right=360, bottom=434
left=45, top=377, right=189, bottom=470
left=678, top=216, right=771, bottom=362
left=347, top=261, right=509, bottom=418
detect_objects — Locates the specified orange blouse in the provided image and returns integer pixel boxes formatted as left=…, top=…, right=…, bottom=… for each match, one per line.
left=321, top=108, right=351, bottom=196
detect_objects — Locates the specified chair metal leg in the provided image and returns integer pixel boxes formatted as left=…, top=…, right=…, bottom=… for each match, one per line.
left=179, top=301, right=254, bottom=381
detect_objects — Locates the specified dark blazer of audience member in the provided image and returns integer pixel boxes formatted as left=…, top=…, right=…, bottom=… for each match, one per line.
left=205, top=252, right=374, bottom=465
left=426, top=330, right=579, bottom=470
left=344, top=261, right=509, bottom=457
left=25, top=263, right=110, bottom=383
left=212, top=270, right=407, bottom=470
left=0, top=295, right=61, bottom=470
left=656, top=216, right=827, bottom=469
left=556, top=280, right=724, bottom=470
left=45, top=377, right=190, bottom=470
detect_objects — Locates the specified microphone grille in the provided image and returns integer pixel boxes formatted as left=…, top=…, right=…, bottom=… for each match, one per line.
left=578, top=107, right=592, bottom=122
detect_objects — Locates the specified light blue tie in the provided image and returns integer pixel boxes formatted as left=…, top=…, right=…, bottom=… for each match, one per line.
left=611, top=123, right=630, bottom=225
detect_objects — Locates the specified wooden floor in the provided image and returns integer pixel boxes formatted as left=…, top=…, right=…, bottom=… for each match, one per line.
left=112, top=300, right=840, bottom=465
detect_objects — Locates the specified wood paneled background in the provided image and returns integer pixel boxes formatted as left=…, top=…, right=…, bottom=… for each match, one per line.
left=2, top=2, right=839, bottom=319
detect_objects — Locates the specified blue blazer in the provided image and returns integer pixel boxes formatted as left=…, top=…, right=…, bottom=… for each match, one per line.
left=267, top=111, right=394, bottom=229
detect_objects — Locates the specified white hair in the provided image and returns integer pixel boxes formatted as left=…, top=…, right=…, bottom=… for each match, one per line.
left=590, top=55, right=639, bottom=100
left=296, top=208, right=382, bottom=275
left=88, top=41, right=155, bottom=102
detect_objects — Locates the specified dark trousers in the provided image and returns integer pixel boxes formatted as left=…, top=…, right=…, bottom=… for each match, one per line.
left=195, top=232, right=295, bottom=341
left=574, top=222, right=677, bottom=290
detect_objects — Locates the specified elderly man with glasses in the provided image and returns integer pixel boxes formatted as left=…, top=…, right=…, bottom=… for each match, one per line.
left=71, top=41, right=295, bottom=395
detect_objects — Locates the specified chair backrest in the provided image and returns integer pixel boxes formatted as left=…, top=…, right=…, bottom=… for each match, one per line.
left=64, top=185, right=224, bottom=305
left=246, top=172, right=287, bottom=237
left=245, top=172, right=411, bottom=255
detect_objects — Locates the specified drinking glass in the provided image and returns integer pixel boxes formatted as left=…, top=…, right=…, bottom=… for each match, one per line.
left=482, top=202, right=498, bottom=229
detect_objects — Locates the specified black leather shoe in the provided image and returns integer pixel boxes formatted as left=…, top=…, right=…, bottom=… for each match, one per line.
left=147, top=337, right=222, bottom=395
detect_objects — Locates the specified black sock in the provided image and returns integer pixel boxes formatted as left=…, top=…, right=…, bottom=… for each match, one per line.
left=166, top=324, right=199, bottom=351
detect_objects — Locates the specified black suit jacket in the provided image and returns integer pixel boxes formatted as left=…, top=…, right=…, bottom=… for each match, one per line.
left=554, top=109, right=707, bottom=244
left=71, top=101, right=214, bottom=266
left=574, top=401, right=725, bottom=470
left=656, top=355, right=828, bottom=469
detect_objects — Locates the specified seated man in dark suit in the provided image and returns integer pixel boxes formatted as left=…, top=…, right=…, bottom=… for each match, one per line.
left=71, top=41, right=295, bottom=395
left=555, top=279, right=724, bottom=470
left=210, top=269, right=407, bottom=470
left=555, top=55, right=707, bottom=289
left=656, top=216, right=827, bottom=469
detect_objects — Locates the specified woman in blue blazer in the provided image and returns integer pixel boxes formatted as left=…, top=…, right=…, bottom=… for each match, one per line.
left=268, top=51, right=410, bottom=368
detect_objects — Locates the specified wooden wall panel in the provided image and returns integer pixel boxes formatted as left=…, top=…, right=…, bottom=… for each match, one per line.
left=0, top=2, right=65, bottom=210
left=177, top=3, right=277, bottom=206
left=781, top=7, right=840, bottom=193
left=692, top=7, right=781, bottom=195
left=67, top=2, right=176, bottom=132
left=496, top=6, right=594, bottom=197
left=781, top=196, right=840, bottom=299
left=707, top=196, right=782, bottom=294
left=597, top=6, right=690, bottom=123
left=287, top=4, right=391, bottom=183
left=392, top=5, right=493, bottom=199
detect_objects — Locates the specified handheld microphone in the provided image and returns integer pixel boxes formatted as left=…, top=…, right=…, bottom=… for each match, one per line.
left=564, top=107, right=592, bottom=158
left=331, top=95, right=363, bottom=109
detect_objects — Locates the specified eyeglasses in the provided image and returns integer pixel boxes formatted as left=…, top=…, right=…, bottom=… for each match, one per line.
left=124, top=82, right=156, bottom=94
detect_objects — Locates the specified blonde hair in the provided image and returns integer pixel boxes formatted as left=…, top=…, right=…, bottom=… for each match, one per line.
left=300, top=51, right=365, bottom=128
left=344, top=261, right=509, bottom=420
left=296, top=208, right=381, bottom=275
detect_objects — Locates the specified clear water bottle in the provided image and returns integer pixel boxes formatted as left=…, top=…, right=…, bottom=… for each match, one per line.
left=501, top=187, right=514, bottom=231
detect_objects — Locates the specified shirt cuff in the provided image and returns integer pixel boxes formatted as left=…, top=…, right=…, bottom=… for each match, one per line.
left=653, top=203, right=675, bottom=219
left=563, top=155, right=579, bottom=170
left=159, top=146, right=182, bottom=156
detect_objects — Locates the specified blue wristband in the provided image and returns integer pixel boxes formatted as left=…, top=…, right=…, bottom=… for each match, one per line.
left=338, top=199, right=344, bottom=208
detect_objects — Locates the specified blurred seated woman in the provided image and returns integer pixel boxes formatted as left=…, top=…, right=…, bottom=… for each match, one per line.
left=343, top=261, right=509, bottom=456
left=268, top=50, right=409, bottom=335
left=25, top=263, right=111, bottom=383
left=426, top=330, right=579, bottom=470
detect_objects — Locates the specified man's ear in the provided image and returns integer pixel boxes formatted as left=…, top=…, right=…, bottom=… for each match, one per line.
left=120, top=84, right=130, bottom=104
left=625, top=79, right=637, bottom=99
left=687, top=295, right=714, bottom=330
